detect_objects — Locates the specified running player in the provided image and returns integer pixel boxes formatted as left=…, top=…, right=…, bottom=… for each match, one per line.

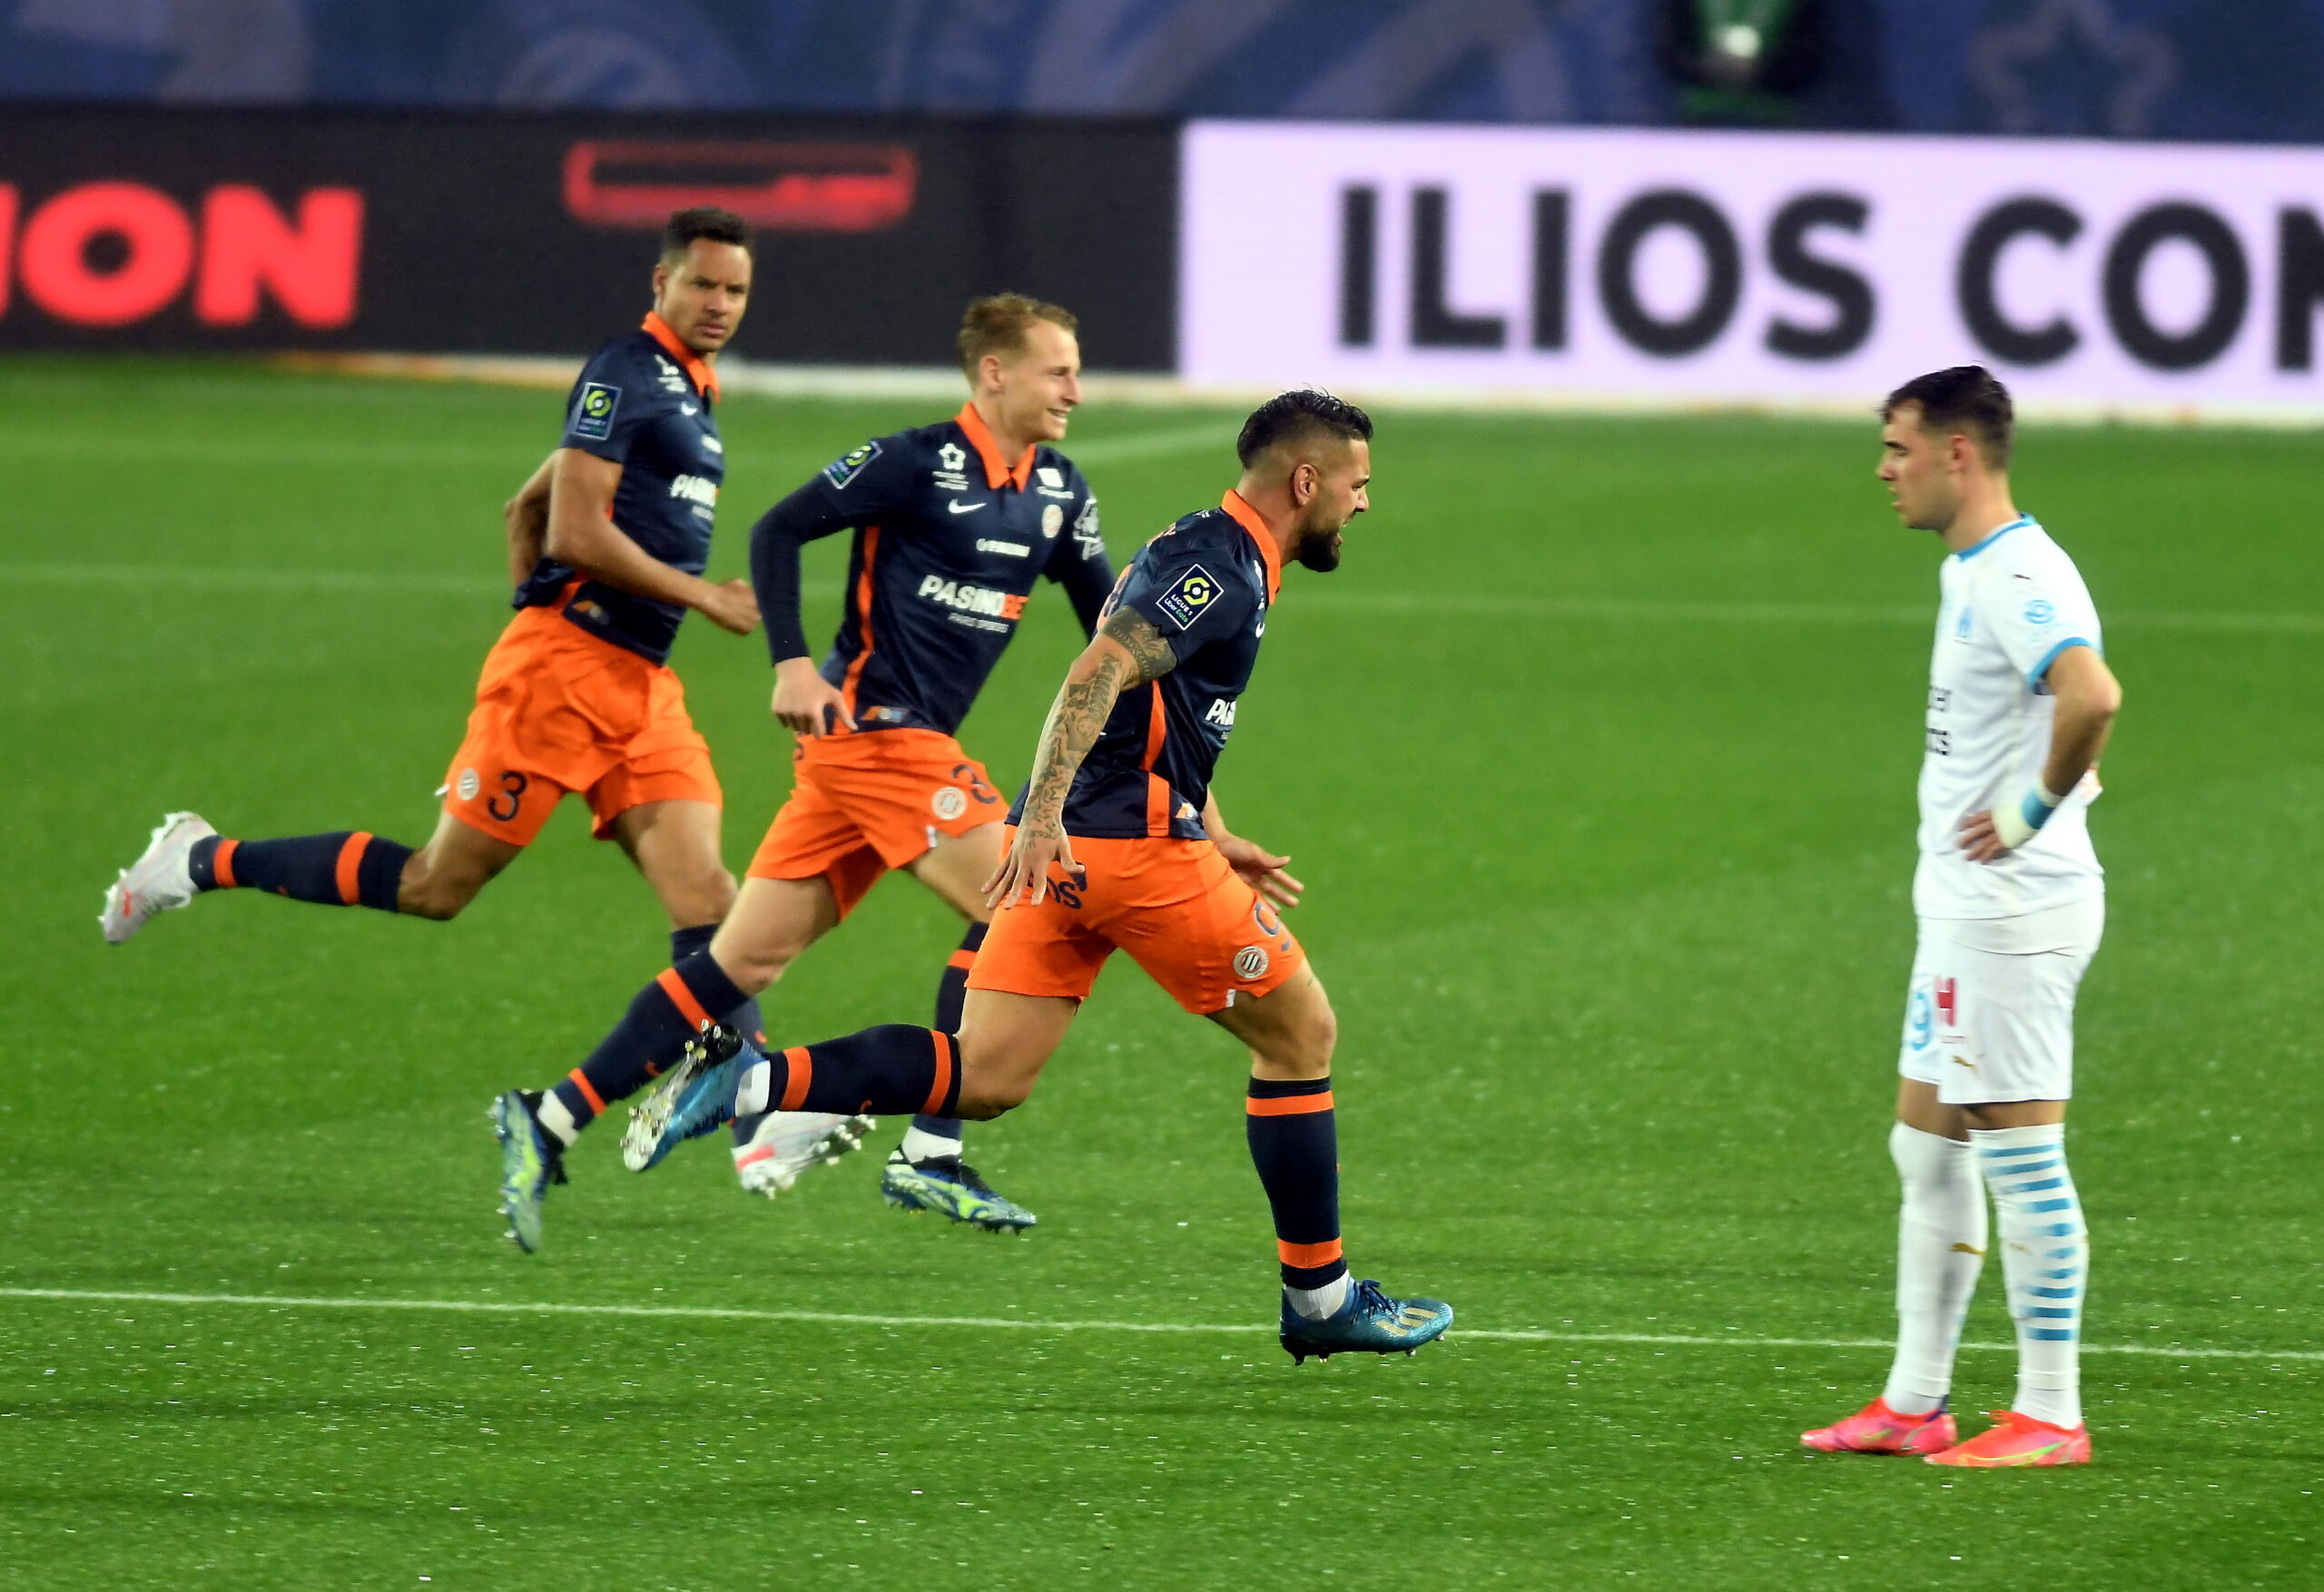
left=97, top=209, right=769, bottom=1185
left=625, top=390, right=1454, bottom=1362
left=489, top=294, right=1117, bottom=1245
left=1803, top=367, right=2122, bottom=1468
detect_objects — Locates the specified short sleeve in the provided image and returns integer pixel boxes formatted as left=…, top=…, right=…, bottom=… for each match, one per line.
left=1989, top=554, right=2103, bottom=690
left=1044, top=474, right=1108, bottom=576
left=1117, top=534, right=1257, bottom=662
left=807, top=434, right=921, bottom=524
left=558, top=350, right=654, bottom=463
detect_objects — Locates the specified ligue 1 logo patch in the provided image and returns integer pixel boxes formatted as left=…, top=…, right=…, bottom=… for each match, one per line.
left=457, top=768, right=481, bottom=801
left=1234, top=945, right=1270, bottom=981
left=824, top=438, right=881, bottom=489
left=572, top=381, right=621, bottom=441
left=931, top=785, right=969, bottom=821
left=1156, top=564, right=1219, bottom=631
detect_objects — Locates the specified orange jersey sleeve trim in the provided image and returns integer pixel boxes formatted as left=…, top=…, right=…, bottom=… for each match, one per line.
left=334, top=832, right=371, bottom=905
left=1246, top=1091, right=1335, bottom=1116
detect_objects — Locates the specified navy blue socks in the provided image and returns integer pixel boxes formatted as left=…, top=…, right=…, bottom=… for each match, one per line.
left=190, top=831, right=410, bottom=912
left=1246, top=1076, right=1346, bottom=1292
left=906, top=922, right=985, bottom=1152
left=547, top=948, right=750, bottom=1141
left=737, top=1026, right=961, bottom=1122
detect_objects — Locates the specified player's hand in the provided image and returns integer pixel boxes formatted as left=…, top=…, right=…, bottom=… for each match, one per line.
left=1957, top=810, right=2010, bottom=863
left=771, top=658, right=856, bottom=737
left=985, top=822, right=1078, bottom=910
left=1215, top=833, right=1304, bottom=910
left=699, top=578, right=762, bottom=636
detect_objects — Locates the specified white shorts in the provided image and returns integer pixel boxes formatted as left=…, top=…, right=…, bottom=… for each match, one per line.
left=1898, top=894, right=2105, bottom=1105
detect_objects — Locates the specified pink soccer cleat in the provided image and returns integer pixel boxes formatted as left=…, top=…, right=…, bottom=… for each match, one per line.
left=1925, top=1410, right=2091, bottom=1468
left=1800, top=1397, right=1958, bottom=1456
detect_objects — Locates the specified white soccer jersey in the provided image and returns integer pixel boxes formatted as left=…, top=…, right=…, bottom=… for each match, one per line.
left=1915, top=515, right=2105, bottom=920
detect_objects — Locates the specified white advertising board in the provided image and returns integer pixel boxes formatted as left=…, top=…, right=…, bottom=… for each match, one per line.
left=1180, top=121, right=2324, bottom=414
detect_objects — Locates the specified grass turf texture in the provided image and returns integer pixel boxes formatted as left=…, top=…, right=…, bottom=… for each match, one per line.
left=1, top=357, right=2316, bottom=1588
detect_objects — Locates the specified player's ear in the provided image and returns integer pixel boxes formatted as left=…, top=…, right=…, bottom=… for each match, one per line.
left=980, top=351, right=1005, bottom=394
left=1289, top=459, right=1316, bottom=506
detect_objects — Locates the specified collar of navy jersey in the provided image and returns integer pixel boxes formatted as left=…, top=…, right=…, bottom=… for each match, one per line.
left=1217, top=488, right=1282, bottom=603
left=1954, top=513, right=2034, bottom=562
left=952, top=402, right=1037, bottom=492
left=641, top=312, right=719, bottom=405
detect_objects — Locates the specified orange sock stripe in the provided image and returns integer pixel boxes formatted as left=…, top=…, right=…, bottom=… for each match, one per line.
left=924, top=1030, right=956, bottom=1116
left=566, top=1067, right=606, bottom=1115
left=655, top=968, right=712, bottom=1033
left=946, top=948, right=979, bottom=971
left=333, top=832, right=371, bottom=904
left=1246, top=1091, right=1334, bottom=1116
left=777, top=1046, right=813, bottom=1112
left=212, top=839, right=240, bottom=889
left=1277, top=1237, right=1344, bottom=1269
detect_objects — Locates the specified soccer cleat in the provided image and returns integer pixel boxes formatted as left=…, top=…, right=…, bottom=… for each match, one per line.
left=879, top=1148, right=1039, bottom=1233
left=100, top=811, right=215, bottom=943
left=622, top=1023, right=747, bottom=1173
left=1800, top=1398, right=1958, bottom=1456
left=1925, top=1410, right=2092, bottom=1468
left=1279, top=1278, right=1454, bottom=1363
left=733, top=1110, right=875, bottom=1197
left=490, top=1089, right=566, bottom=1254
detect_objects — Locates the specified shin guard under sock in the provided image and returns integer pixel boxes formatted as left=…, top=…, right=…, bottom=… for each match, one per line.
left=672, top=924, right=765, bottom=1046
left=734, top=1026, right=961, bottom=1121
left=1974, top=1124, right=2088, bottom=1429
left=550, top=950, right=751, bottom=1138
left=907, top=922, right=986, bottom=1151
left=1246, top=1076, right=1346, bottom=1295
left=189, top=831, right=411, bottom=912
left=1882, top=1123, right=1987, bottom=1416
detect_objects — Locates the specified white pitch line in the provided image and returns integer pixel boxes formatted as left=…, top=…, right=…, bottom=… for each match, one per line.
left=2, top=1288, right=2314, bottom=1362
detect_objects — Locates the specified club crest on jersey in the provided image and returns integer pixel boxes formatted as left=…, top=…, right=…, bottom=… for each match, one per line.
left=1041, top=504, right=1064, bottom=539
left=457, top=768, right=480, bottom=801
left=2024, top=599, right=2056, bottom=626
left=1234, top=945, right=1270, bottom=980
left=931, top=785, right=969, bottom=821
left=572, top=382, right=621, bottom=440
left=1156, top=564, right=1219, bottom=631
left=824, top=440, right=881, bottom=489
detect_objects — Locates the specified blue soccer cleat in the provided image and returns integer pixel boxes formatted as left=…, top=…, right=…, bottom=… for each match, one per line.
left=490, top=1089, right=566, bottom=1254
left=879, top=1148, right=1039, bottom=1233
left=622, top=1023, right=748, bottom=1172
left=1279, top=1278, right=1454, bottom=1363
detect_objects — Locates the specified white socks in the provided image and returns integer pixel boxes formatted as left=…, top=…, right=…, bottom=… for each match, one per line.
left=1881, top=1123, right=1986, bottom=1416
left=535, top=1091, right=582, bottom=1147
left=1285, top=1274, right=1352, bottom=1322
left=1974, top=1123, right=2087, bottom=1428
left=901, top=1125, right=963, bottom=1164
left=733, top=1058, right=772, bottom=1119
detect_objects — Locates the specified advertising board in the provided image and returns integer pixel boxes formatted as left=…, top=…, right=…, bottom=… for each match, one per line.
left=1182, top=122, right=2324, bottom=412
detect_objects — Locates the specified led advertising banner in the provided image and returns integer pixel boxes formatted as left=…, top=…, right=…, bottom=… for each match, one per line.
left=1182, top=122, right=2324, bottom=412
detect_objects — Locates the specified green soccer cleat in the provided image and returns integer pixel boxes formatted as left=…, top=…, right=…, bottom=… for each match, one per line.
left=490, top=1089, right=566, bottom=1254
left=879, top=1148, right=1039, bottom=1233
left=1279, top=1278, right=1454, bottom=1363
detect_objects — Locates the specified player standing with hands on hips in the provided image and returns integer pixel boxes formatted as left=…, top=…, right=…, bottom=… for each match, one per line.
left=1805, top=367, right=2122, bottom=1468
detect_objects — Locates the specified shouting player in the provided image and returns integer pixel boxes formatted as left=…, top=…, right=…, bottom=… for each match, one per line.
left=1803, top=367, right=2122, bottom=1468
left=97, top=209, right=769, bottom=1174
left=626, top=390, right=1454, bottom=1362
left=489, top=294, right=1117, bottom=1245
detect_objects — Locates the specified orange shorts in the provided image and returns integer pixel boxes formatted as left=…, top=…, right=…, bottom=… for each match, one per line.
left=745, top=728, right=1007, bottom=917
left=440, top=605, right=720, bottom=847
left=967, top=831, right=1306, bottom=1015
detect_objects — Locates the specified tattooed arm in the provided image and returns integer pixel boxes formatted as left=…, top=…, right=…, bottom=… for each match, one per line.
left=984, top=606, right=1179, bottom=909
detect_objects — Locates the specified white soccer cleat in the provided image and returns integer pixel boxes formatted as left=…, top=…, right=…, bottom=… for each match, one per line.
left=100, top=811, right=216, bottom=943
left=732, top=1110, right=874, bottom=1197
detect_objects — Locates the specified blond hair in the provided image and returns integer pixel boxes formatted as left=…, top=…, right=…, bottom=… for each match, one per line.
left=957, top=293, right=1078, bottom=383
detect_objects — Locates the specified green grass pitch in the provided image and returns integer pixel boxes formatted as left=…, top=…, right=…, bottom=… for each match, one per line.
left=0, top=358, right=2316, bottom=1588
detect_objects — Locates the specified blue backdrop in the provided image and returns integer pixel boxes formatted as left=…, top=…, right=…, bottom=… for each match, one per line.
left=6, top=0, right=2324, bottom=144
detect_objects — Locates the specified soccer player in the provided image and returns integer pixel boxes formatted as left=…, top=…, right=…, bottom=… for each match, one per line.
left=625, top=390, right=1454, bottom=1362
left=97, top=209, right=769, bottom=1184
left=1803, top=367, right=2122, bottom=1468
left=489, top=294, right=1118, bottom=1244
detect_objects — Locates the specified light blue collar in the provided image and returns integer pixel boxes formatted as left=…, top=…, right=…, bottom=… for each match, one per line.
left=1955, top=514, right=2035, bottom=561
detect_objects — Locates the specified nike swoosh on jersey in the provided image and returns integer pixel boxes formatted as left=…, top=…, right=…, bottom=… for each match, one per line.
left=948, top=501, right=986, bottom=515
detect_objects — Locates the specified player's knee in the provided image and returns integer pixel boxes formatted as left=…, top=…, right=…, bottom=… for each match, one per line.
left=953, top=1076, right=1032, bottom=1120
left=670, top=866, right=736, bottom=928
left=1258, top=1006, right=1336, bottom=1080
left=396, top=858, right=478, bottom=920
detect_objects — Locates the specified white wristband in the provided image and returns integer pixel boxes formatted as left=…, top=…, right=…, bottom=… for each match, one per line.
left=1990, top=781, right=2063, bottom=850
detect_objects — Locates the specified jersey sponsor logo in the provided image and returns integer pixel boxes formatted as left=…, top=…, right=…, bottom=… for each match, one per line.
left=976, top=538, right=1031, bottom=555
left=573, top=381, right=622, bottom=440
left=680, top=402, right=697, bottom=416
left=931, top=785, right=969, bottom=821
left=1204, top=697, right=1236, bottom=728
left=669, top=474, right=720, bottom=506
left=824, top=439, right=881, bottom=489
left=948, top=499, right=986, bottom=515
left=1233, top=945, right=1271, bottom=981
left=1935, top=976, right=1959, bottom=1029
left=653, top=354, right=688, bottom=394
left=916, top=574, right=1028, bottom=622
left=1041, top=504, right=1064, bottom=539
left=1072, top=496, right=1103, bottom=558
left=1155, top=564, right=1219, bottom=630
left=2024, top=598, right=2056, bottom=625
left=1037, top=466, right=1064, bottom=490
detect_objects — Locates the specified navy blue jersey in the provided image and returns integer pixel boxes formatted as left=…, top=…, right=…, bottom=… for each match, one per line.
left=1014, top=491, right=1281, bottom=840
left=751, top=403, right=1117, bottom=735
left=513, top=314, right=725, bottom=664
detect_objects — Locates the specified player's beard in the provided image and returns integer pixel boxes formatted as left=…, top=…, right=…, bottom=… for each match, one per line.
left=1294, top=526, right=1344, bottom=573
